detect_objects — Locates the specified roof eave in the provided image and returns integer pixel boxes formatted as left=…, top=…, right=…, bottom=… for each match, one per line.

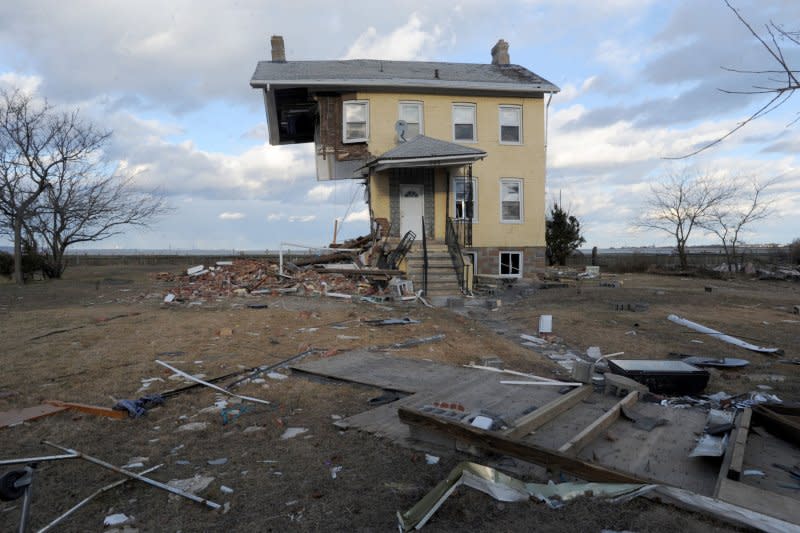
left=250, top=78, right=560, bottom=94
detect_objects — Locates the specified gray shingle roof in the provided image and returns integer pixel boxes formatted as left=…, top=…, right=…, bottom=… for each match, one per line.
left=251, top=59, right=559, bottom=94
left=377, top=135, right=486, bottom=160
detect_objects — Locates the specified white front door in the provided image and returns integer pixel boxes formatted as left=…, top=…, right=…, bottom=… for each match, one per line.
left=399, top=184, right=424, bottom=240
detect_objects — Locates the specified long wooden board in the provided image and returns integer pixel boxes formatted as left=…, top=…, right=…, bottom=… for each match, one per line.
left=398, top=406, right=649, bottom=485
left=503, top=385, right=592, bottom=439
left=558, top=391, right=638, bottom=456
left=717, top=477, right=800, bottom=525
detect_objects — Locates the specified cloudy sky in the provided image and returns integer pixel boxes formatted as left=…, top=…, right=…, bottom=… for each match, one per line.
left=1, top=0, right=798, bottom=251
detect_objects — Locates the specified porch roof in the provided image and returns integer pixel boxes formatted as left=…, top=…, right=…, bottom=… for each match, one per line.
left=362, top=135, right=486, bottom=173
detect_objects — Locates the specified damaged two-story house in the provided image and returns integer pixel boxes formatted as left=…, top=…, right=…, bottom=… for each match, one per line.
left=250, top=36, right=559, bottom=295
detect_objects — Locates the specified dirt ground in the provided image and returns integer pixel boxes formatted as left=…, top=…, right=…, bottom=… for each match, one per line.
left=1, top=262, right=796, bottom=532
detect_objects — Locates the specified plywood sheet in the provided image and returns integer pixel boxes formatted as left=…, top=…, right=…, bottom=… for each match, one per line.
left=291, top=350, right=475, bottom=392
left=0, top=403, right=67, bottom=428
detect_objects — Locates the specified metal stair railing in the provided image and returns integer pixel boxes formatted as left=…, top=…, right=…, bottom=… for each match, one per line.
left=445, top=217, right=466, bottom=293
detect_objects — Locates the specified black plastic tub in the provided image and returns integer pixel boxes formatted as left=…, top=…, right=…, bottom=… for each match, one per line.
left=608, top=360, right=710, bottom=395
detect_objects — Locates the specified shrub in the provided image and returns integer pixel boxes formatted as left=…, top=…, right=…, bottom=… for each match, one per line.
left=790, top=238, right=800, bottom=264
left=0, top=252, right=12, bottom=278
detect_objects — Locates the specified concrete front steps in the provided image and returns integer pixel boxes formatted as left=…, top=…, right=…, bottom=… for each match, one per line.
left=405, top=240, right=463, bottom=297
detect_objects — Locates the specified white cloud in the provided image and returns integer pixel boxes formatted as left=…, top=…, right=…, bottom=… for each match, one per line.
left=0, top=72, right=42, bottom=94
left=307, top=184, right=335, bottom=202
left=288, top=215, right=316, bottom=223
left=343, top=13, right=443, bottom=60
left=219, top=212, right=245, bottom=220
left=267, top=213, right=284, bottom=221
left=344, top=208, right=370, bottom=222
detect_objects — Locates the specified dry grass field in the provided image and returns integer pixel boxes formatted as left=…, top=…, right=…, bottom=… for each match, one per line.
left=1, top=262, right=797, bottom=532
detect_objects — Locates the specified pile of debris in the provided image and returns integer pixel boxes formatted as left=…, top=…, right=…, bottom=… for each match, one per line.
left=155, top=259, right=387, bottom=302
left=154, top=232, right=423, bottom=303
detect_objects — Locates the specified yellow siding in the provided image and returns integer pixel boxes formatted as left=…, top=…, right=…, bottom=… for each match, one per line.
left=361, top=91, right=547, bottom=248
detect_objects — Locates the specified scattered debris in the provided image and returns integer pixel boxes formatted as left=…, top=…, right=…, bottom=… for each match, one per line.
left=38, top=464, right=161, bottom=532
left=673, top=355, right=750, bottom=368
left=667, top=314, right=783, bottom=355
left=156, top=360, right=270, bottom=406
left=363, top=317, right=420, bottom=326
left=176, top=422, right=208, bottom=432
left=41, top=441, right=221, bottom=509
left=608, top=359, right=710, bottom=395
left=103, top=513, right=131, bottom=526
left=280, top=427, right=308, bottom=440
left=396, top=461, right=646, bottom=531
left=538, top=315, right=553, bottom=336
left=424, top=454, right=440, bottom=465
left=113, top=395, right=165, bottom=418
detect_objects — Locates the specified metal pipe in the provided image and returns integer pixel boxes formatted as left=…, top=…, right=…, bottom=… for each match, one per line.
left=0, top=454, right=78, bottom=466
left=38, top=464, right=163, bottom=532
left=41, top=442, right=221, bottom=510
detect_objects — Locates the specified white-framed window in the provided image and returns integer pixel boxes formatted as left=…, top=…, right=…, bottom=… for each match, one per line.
left=452, top=103, right=477, bottom=142
left=452, top=177, right=478, bottom=221
left=398, top=101, right=423, bottom=139
left=500, top=178, right=523, bottom=223
left=499, top=251, right=523, bottom=277
left=499, top=105, right=522, bottom=144
left=343, top=100, right=369, bottom=143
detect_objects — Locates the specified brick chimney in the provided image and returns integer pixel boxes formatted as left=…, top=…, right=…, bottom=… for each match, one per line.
left=271, top=35, right=286, bottom=62
left=491, top=39, right=509, bottom=65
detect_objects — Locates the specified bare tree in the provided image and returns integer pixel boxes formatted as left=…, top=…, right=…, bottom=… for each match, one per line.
left=0, top=89, right=109, bottom=284
left=636, top=169, right=735, bottom=269
left=671, top=1, right=800, bottom=158
left=701, top=177, right=776, bottom=273
left=26, top=169, right=167, bottom=278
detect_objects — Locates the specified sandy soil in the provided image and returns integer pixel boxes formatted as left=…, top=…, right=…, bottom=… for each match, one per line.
left=2, top=263, right=794, bottom=532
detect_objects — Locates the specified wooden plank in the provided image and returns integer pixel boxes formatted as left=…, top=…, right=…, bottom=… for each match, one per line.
left=558, top=391, right=638, bottom=456
left=728, top=407, right=752, bottom=481
left=651, top=485, right=799, bottom=533
left=397, top=406, right=650, bottom=485
left=503, top=385, right=592, bottom=439
left=753, top=404, right=800, bottom=445
left=717, top=477, right=800, bottom=526
left=0, top=404, right=67, bottom=428
left=45, top=400, right=127, bottom=420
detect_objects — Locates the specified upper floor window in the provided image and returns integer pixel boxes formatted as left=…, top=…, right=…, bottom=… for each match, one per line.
left=398, top=101, right=423, bottom=139
left=500, top=179, right=523, bottom=223
left=452, top=104, right=476, bottom=142
left=499, top=105, right=522, bottom=144
left=343, top=100, right=369, bottom=143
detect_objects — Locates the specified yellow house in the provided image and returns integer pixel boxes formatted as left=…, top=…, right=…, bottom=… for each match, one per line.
left=250, top=37, right=559, bottom=294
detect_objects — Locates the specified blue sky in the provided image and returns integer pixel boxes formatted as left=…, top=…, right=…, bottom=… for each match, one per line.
left=1, top=0, right=798, bottom=251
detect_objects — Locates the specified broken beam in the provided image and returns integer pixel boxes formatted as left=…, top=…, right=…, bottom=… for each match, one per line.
left=727, top=408, right=752, bottom=481
left=397, top=406, right=648, bottom=485
left=503, top=385, right=592, bottom=439
left=558, top=391, right=639, bottom=456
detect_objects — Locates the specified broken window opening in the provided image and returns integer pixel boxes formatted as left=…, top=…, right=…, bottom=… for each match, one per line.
left=499, top=251, right=522, bottom=277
